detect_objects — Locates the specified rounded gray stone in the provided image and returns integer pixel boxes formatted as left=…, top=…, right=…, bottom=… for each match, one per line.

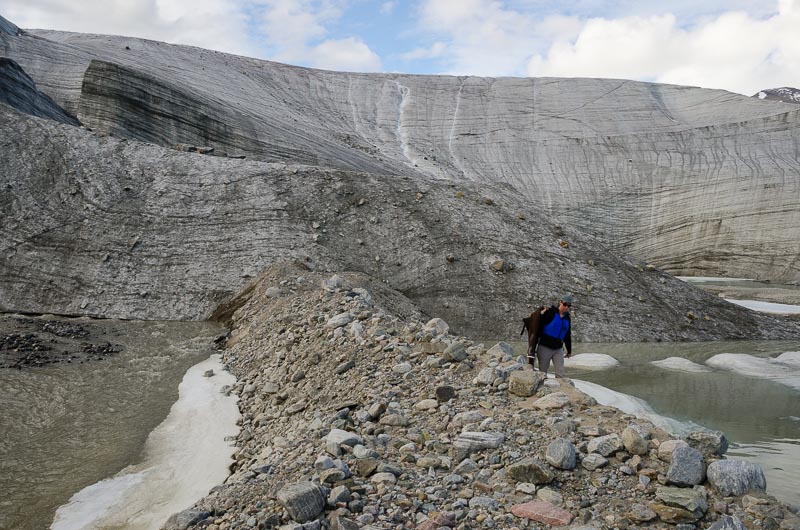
left=546, top=438, right=577, bottom=470
left=667, top=445, right=706, bottom=486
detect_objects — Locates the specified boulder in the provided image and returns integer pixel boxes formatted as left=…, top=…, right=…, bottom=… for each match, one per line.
left=511, top=501, right=574, bottom=526
left=424, top=318, right=449, bottom=336
left=326, top=313, right=354, bottom=328
left=326, top=429, right=363, bottom=455
left=435, top=385, right=456, bottom=402
left=487, top=341, right=515, bottom=358
left=507, top=458, right=556, bottom=484
left=276, top=482, right=326, bottom=523
left=650, top=503, right=702, bottom=524
left=414, top=398, right=439, bottom=411
left=451, top=410, right=485, bottom=426
left=532, top=392, right=571, bottom=409
left=469, top=496, right=500, bottom=509
left=546, top=438, right=577, bottom=470
left=627, top=504, right=658, bottom=523
left=706, top=459, right=767, bottom=496
left=686, top=430, right=728, bottom=456
left=667, top=445, right=706, bottom=486
left=509, top=370, right=546, bottom=397
left=707, top=516, right=748, bottom=530
left=581, top=453, right=608, bottom=471
left=587, top=434, right=623, bottom=456
left=658, top=439, right=689, bottom=462
left=622, top=426, right=649, bottom=455
left=443, top=342, right=468, bottom=362
left=453, top=432, right=505, bottom=460
left=476, top=367, right=498, bottom=386
left=654, top=486, right=708, bottom=520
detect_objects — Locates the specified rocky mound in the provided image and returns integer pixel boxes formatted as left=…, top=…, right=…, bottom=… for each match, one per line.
left=166, top=262, right=799, bottom=530
left=3, top=104, right=799, bottom=340
left=2, top=15, right=799, bottom=282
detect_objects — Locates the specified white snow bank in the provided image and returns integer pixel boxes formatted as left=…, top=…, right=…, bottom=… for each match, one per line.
left=52, top=354, right=240, bottom=530
left=565, top=353, right=620, bottom=370
left=651, top=357, right=712, bottom=373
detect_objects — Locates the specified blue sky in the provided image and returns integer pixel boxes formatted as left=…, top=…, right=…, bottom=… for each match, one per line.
left=3, top=0, right=799, bottom=95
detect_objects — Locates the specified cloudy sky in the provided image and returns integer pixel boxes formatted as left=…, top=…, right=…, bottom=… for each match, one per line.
left=3, top=0, right=799, bottom=95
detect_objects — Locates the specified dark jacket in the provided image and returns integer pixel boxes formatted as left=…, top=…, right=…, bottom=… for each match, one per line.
left=536, top=306, right=572, bottom=354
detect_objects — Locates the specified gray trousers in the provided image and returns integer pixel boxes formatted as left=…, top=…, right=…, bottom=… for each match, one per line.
left=537, top=344, right=565, bottom=377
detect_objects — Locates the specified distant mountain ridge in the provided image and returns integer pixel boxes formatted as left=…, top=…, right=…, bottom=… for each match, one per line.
left=753, top=87, right=800, bottom=104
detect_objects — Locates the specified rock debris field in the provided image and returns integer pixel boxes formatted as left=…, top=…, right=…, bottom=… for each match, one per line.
left=163, top=263, right=800, bottom=530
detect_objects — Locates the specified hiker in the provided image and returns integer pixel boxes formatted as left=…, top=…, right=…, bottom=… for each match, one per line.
left=534, top=295, right=575, bottom=377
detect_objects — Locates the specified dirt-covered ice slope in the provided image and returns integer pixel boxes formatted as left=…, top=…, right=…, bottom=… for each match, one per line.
left=2, top=15, right=798, bottom=282
left=2, top=104, right=798, bottom=341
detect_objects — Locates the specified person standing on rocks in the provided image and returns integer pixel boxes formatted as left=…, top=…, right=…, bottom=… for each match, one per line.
left=534, top=295, right=575, bottom=377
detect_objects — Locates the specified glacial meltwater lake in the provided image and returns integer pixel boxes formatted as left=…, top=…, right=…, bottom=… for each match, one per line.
left=552, top=339, right=800, bottom=507
left=0, top=315, right=239, bottom=530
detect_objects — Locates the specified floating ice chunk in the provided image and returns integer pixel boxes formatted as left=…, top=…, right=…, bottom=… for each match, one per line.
left=773, top=352, right=800, bottom=366
left=573, top=379, right=696, bottom=435
left=706, top=353, right=800, bottom=391
left=651, top=357, right=712, bottom=373
left=565, top=353, right=619, bottom=369
left=724, top=299, right=800, bottom=314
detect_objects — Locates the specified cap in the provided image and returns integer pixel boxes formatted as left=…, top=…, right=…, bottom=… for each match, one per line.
left=561, top=294, right=576, bottom=304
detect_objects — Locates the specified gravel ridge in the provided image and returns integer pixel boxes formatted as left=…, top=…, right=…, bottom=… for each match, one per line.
left=166, top=263, right=800, bottom=530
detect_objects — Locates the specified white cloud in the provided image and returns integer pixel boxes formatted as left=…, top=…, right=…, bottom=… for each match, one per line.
left=3, top=0, right=384, bottom=72
left=527, top=0, right=800, bottom=94
left=3, top=0, right=257, bottom=57
left=4, top=0, right=799, bottom=93
left=256, top=0, right=339, bottom=57
left=416, top=0, right=545, bottom=76
left=307, top=37, right=382, bottom=71
left=400, top=41, right=447, bottom=61
left=253, top=0, right=383, bottom=71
